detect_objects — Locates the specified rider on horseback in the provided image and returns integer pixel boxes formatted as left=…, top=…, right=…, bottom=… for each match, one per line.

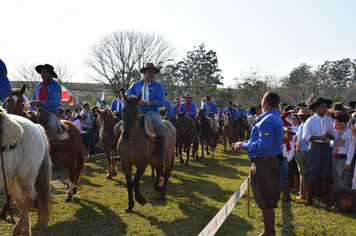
left=202, top=95, right=218, bottom=135
left=0, top=59, right=12, bottom=101
left=224, top=101, right=239, bottom=139
left=30, top=64, right=62, bottom=145
left=179, top=93, right=201, bottom=140
left=125, top=63, right=168, bottom=169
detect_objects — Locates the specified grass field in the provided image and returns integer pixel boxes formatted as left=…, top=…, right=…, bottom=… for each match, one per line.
left=1, top=144, right=356, bottom=236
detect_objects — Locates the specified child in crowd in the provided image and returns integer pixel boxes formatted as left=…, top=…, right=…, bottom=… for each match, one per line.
left=281, top=127, right=296, bottom=201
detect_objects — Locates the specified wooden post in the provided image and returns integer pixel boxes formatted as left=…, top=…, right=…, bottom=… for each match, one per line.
left=247, top=176, right=250, bottom=217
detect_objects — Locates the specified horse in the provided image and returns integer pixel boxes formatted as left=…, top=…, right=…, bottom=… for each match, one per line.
left=197, top=109, right=213, bottom=158
left=0, top=113, right=51, bottom=236
left=6, top=84, right=85, bottom=202
left=96, top=108, right=119, bottom=179
left=159, top=106, right=177, bottom=125
left=176, top=111, right=198, bottom=165
left=222, top=112, right=237, bottom=152
left=117, top=94, right=176, bottom=213
left=237, top=116, right=248, bottom=141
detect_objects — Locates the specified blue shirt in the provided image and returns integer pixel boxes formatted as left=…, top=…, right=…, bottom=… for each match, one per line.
left=172, top=104, right=180, bottom=116
left=236, top=107, right=246, bottom=118
left=162, top=100, right=174, bottom=117
left=126, top=80, right=165, bottom=113
left=242, top=109, right=284, bottom=159
left=0, top=59, right=12, bottom=101
left=297, top=124, right=309, bottom=152
left=111, top=98, right=124, bottom=114
left=32, top=79, right=62, bottom=111
left=179, top=101, right=197, bottom=116
left=223, top=107, right=239, bottom=119
left=203, top=102, right=218, bottom=118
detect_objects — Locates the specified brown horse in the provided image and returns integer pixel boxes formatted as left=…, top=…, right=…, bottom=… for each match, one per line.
left=96, top=108, right=119, bottom=179
left=222, top=112, right=237, bottom=152
left=197, top=109, right=213, bottom=158
left=118, top=94, right=176, bottom=213
left=6, top=84, right=85, bottom=202
left=237, top=116, right=248, bottom=141
left=176, top=111, right=198, bottom=165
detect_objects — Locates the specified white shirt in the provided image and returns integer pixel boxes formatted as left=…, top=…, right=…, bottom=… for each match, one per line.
left=333, top=128, right=355, bottom=165
left=303, top=113, right=336, bottom=143
left=73, top=119, right=86, bottom=134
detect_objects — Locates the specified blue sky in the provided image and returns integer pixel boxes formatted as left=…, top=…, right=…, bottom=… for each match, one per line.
left=1, top=0, right=355, bottom=87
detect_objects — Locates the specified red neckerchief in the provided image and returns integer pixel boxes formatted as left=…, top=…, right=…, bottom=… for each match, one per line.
left=176, top=104, right=180, bottom=112
left=185, top=102, right=191, bottom=110
left=38, top=79, right=51, bottom=102
left=228, top=107, right=233, bottom=115
left=334, top=119, right=338, bottom=130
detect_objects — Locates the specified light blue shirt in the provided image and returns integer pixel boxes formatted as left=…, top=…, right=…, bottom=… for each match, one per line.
left=179, top=101, right=197, bottom=116
left=32, top=79, right=62, bottom=111
left=203, top=102, right=218, bottom=118
left=223, top=107, right=239, bottom=119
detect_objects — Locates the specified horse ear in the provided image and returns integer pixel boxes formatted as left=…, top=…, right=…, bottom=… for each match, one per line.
left=165, top=106, right=168, bottom=111
left=20, top=84, right=27, bottom=94
left=137, top=93, right=142, bottom=101
left=96, top=109, right=101, bottom=114
left=123, top=94, right=128, bottom=102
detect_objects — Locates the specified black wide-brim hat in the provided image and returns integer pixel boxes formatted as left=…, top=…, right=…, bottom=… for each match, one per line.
left=309, top=98, right=333, bottom=110
left=140, top=63, right=160, bottom=74
left=349, top=101, right=356, bottom=109
left=35, top=64, right=58, bottom=78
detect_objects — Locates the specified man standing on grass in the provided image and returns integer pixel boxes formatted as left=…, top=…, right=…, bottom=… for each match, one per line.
left=231, top=91, right=283, bottom=236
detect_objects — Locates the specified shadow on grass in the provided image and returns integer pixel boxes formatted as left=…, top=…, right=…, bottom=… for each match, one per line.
left=280, top=201, right=295, bottom=236
left=31, top=198, right=127, bottom=235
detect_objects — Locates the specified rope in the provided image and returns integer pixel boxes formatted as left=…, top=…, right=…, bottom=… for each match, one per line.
left=38, top=107, right=63, bottom=133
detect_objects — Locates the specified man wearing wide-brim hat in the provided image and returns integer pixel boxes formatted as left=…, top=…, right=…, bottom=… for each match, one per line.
left=302, top=98, right=336, bottom=207
left=202, top=95, right=218, bottom=134
left=328, top=102, right=349, bottom=115
left=178, top=93, right=200, bottom=140
left=236, top=102, right=246, bottom=118
left=30, top=64, right=62, bottom=145
left=172, top=97, right=181, bottom=117
left=125, top=63, right=167, bottom=168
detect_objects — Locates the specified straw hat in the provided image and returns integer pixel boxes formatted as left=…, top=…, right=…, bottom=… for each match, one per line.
left=297, top=107, right=310, bottom=115
left=202, top=95, right=212, bottom=100
left=284, top=126, right=296, bottom=135
left=140, top=63, right=160, bottom=74
left=328, top=102, right=349, bottom=114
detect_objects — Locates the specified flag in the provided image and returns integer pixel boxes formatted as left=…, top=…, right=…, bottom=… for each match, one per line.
left=61, top=85, right=74, bottom=106
left=97, top=90, right=105, bottom=107
left=201, top=99, right=204, bottom=109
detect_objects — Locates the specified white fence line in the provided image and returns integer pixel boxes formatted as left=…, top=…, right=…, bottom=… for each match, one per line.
left=198, top=176, right=250, bottom=236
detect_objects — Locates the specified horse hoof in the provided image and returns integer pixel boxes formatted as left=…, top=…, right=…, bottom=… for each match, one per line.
left=180, top=160, right=184, bottom=164
left=151, top=175, right=155, bottom=181
left=154, top=185, right=162, bottom=192
left=158, top=195, right=166, bottom=200
left=112, top=168, right=118, bottom=177
left=207, top=152, right=210, bottom=155
left=185, top=162, right=189, bottom=166
left=65, top=195, right=73, bottom=202
left=73, top=187, right=77, bottom=195
left=136, top=196, right=147, bottom=205
left=106, top=174, right=112, bottom=180
left=0, top=212, right=6, bottom=220
left=125, top=207, right=133, bottom=213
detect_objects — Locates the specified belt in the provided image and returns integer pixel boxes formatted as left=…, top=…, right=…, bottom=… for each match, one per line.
left=311, top=141, right=330, bottom=147
left=336, top=154, right=347, bottom=159
left=251, top=155, right=276, bottom=163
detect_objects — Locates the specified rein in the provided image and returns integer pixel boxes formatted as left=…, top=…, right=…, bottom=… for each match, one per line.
left=38, top=107, right=63, bottom=133
left=122, top=118, right=141, bottom=140
left=0, top=112, right=15, bottom=224
left=178, top=117, right=189, bottom=134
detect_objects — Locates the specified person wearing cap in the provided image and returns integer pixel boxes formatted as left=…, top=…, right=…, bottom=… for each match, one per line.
left=172, top=97, right=181, bottom=117
left=295, top=107, right=311, bottom=200
left=281, top=127, right=296, bottom=202
left=178, top=93, right=200, bottom=140
left=0, top=59, right=12, bottom=101
left=30, top=64, right=62, bottom=144
left=111, top=88, right=125, bottom=115
left=328, top=102, right=349, bottom=130
left=202, top=95, right=218, bottom=134
left=332, top=113, right=355, bottom=191
left=161, top=93, right=174, bottom=122
left=231, top=91, right=283, bottom=236
left=302, top=98, right=336, bottom=207
left=125, top=63, right=168, bottom=168
left=224, top=102, right=239, bottom=138
left=236, top=102, right=246, bottom=118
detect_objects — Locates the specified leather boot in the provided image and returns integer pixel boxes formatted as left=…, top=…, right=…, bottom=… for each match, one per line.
left=294, top=174, right=300, bottom=194
left=296, top=180, right=307, bottom=200
left=320, top=180, right=333, bottom=207
left=259, top=208, right=276, bottom=236
left=304, top=179, right=315, bottom=206
left=157, top=135, right=167, bottom=169
left=282, top=181, right=294, bottom=202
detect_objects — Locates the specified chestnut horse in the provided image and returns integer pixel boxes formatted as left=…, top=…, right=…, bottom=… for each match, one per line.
left=176, top=111, right=198, bottom=165
left=118, top=94, right=176, bottom=213
left=222, top=112, right=237, bottom=152
left=237, top=116, right=248, bottom=141
left=96, top=108, right=119, bottom=179
left=6, top=84, right=85, bottom=202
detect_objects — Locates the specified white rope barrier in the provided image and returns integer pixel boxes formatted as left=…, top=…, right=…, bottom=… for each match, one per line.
left=198, top=176, right=250, bottom=236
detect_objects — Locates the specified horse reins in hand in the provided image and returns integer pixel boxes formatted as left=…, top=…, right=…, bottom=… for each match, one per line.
left=0, top=112, right=15, bottom=224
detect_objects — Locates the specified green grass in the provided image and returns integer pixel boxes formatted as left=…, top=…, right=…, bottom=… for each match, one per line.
left=1, top=145, right=356, bottom=235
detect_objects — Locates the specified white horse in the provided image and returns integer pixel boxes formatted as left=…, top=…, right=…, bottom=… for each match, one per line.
left=0, top=114, right=51, bottom=236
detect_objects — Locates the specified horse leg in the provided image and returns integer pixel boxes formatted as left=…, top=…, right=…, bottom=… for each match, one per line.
left=65, top=179, right=74, bottom=203
left=154, top=167, right=162, bottom=192
left=105, top=149, right=113, bottom=179
left=223, top=136, right=226, bottom=152
left=151, top=166, right=155, bottom=180
left=111, top=150, right=118, bottom=177
left=185, top=143, right=190, bottom=165
left=133, top=165, right=147, bottom=206
left=175, top=137, right=179, bottom=157
left=123, top=166, right=134, bottom=213
left=199, top=139, right=203, bottom=160
left=206, top=138, right=211, bottom=156
left=179, top=142, right=184, bottom=164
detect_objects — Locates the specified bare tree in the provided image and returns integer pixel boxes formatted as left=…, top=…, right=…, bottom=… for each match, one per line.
left=84, top=31, right=177, bottom=92
left=12, top=62, right=73, bottom=98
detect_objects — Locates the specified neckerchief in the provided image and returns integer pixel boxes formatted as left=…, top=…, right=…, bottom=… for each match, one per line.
left=38, top=79, right=51, bottom=102
left=333, top=128, right=347, bottom=159
left=185, top=102, right=191, bottom=110
left=142, top=81, right=151, bottom=102
left=206, top=103, right=211, bottom=111
left=228, top=107, right=233, bottom=116
left=176, top=104, right=180, bottom=112
left=315, top=114, right=326, bottom=135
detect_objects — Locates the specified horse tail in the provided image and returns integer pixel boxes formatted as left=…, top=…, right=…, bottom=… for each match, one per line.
left=72, top=137, right=86, bottom=185
left=35, top=124, right=52, bottom=223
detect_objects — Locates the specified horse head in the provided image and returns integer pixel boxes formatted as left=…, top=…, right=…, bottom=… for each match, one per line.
left=177, top=111, right=187, bottom=133
left=197, top=108, right=206, bottom=120
left=7, top=84, right=27, bottom=116
left=159, top=106, right=169, bottom=120
left=96, top=108, right=115, bottom=138
left=121, top=93, right=141, bottom=140
left=223, top=112, right=230, bottom=126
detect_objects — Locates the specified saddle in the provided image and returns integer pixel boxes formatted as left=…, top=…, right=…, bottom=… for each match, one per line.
left=59, top=121, right=69, bottom=140
left=206, top=116, right=214, bottom=129
left=33, top=110, right=69, bottom=141
left=0, top=109, right=23, bottom=150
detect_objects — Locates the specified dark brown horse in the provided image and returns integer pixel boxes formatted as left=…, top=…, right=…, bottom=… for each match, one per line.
left=117, top=94, right=176, bottom=213
left=176, top=111, right=198, bottom=165
left=96, top=108, right=119, bottom=179
left=222, top=112, right=237, bottom=152
left=197, top=109, right=213, bottom=158
left=237, top=116, right=248, bottom=141
left=6, top=84, right=85, bottom=202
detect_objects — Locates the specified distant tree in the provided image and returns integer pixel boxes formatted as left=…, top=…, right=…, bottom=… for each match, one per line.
left=84, top=30, right=177, bottom=92
left=12, top=62, right=73, bottom=98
